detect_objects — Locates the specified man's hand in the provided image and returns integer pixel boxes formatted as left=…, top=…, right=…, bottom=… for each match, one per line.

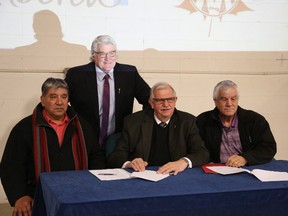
left=157, top=159, right=188, bottom=175
left=125, top=158, right=148, bottom=172
left=226, top=155, right=247, bottom=167
left=13, top=195, right=33, bottom=216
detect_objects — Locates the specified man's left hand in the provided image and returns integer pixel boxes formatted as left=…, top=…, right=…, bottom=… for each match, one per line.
left=157, top=159, right=188, bottom=175
left=226, top=155, right=247, bottom=167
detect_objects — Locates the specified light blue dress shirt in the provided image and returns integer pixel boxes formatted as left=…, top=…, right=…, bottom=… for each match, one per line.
left=96, top=66, right=115, bottom=137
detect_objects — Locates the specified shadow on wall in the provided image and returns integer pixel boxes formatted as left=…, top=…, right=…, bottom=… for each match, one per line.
left=0, top=10, right=89, bottom=71
left=0, top=9, right=286, bottom=74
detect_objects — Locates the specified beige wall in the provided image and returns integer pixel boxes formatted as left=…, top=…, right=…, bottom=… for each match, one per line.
left=1, top=51, right=288, bottom=203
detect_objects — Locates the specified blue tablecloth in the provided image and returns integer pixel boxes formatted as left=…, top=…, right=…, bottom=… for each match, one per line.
left=32, top=160, right=288, bottom=216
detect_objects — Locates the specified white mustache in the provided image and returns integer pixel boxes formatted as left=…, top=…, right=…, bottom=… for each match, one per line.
left=161, top=107, right=171, bottom=111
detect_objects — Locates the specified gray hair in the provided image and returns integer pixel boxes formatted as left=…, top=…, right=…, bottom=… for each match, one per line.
left=150, top=82, right=177, bottom=99
left=213, top=80, right=239, bottom=100
left=90, top=35, right=117, bottom=61
left=41, top=77, right=69, bottom=96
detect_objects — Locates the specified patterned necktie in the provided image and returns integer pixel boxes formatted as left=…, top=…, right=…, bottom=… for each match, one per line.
left=99, top=74, right=110, bottom=147
left=159, top=122, right=167, bottom=128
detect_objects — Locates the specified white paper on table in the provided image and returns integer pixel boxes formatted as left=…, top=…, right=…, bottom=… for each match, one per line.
left=89, top=169, right=131, bottom=181
left=130, top=170, right=169, bottom=182
left=206, top=166, right=288, bottom=182
left=89, top=169, right=170, bottom=182
left=249, top=169, right=288, bottom=182
left=206, top=166, right=249, bottom=175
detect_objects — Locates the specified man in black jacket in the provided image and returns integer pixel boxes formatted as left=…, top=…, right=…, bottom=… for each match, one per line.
left=196, top=80, right=276, bottom=167
left=0, top=78, right=106, bottom=216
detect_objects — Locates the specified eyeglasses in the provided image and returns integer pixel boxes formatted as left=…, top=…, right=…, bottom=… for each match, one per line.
left=94, top=51, right=116, bottom=58
left=152, top=97, right=176, bottom=104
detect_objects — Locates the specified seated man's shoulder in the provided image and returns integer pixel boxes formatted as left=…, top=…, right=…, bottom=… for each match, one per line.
left=176, top=110, right=197, bottom=120
left=7, top=115, right=33, bottom=139
left=239, top=107, right=266, bottom=121
left=115, top=62, right=137, bottom=71
left=242, top=110, right=267, bottom=122
left=124, top=109, right=152, bottom=123
left=14, top=115, right=32, bottom=128
left=126, top=110, right=147, bottom=119
left=196, top=110, right=215, bottom=123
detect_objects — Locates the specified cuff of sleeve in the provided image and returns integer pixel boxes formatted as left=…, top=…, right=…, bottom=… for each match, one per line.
left=182, top=157, right=192, bottom=169
left=122, top=161, right=130, bottom=168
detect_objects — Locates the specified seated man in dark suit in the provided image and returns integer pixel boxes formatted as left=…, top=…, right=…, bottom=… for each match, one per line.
left=108, top=82, right=209, bottom=175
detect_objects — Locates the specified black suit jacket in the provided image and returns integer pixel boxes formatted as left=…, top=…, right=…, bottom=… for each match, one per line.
left=107, top=108, right=209, bottom=168
left=65, top=62, right=150, bottom=137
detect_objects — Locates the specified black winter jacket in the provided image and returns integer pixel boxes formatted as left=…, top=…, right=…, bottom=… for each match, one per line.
left=196, top=106, right=276, bottom=165
left=0, top=103, right=106, bottom=206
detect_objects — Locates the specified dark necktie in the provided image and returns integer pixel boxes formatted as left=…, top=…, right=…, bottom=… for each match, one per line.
left=99, top=74, right=110, bottom=147
left=159, top=122, right=167, bottom=128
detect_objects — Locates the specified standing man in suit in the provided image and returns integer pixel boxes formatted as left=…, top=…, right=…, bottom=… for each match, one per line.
left=65, top=35, right=150, bottom=148
left=107, top=82, right=209, bottom=175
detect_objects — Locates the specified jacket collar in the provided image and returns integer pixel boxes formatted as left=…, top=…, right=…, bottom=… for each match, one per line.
left=211, top=106, right=246, bottom=121
left=34, top=103, right=77, bottom=126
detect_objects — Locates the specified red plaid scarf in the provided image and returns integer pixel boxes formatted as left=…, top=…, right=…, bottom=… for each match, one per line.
left=32, top=108, right=88, bottom=181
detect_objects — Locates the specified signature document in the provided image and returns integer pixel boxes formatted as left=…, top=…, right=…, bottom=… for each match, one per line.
left=206, top=166, right=288, bottom=182
left=90, top=169, right=169, bottom=182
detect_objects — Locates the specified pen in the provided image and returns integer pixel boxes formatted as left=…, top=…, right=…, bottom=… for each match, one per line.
left=98, top=173, right=116, bottom=175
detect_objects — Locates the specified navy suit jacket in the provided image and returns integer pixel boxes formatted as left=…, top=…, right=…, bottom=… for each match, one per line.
left=65, top=62, right=150, bottom=137
left=107, top=108, right=209, bottom=168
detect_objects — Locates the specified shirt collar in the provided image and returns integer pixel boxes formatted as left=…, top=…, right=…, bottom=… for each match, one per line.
left=221, top=114, right=238, bottom=129
left=154, top=114, right=170, bottom=125
left=96, top=66, right=114, bottom=81
left=42, top=109, right=69, bottom=125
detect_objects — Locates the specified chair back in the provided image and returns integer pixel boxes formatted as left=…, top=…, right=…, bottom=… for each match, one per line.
left=106, top=132, right=121, bottom=157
